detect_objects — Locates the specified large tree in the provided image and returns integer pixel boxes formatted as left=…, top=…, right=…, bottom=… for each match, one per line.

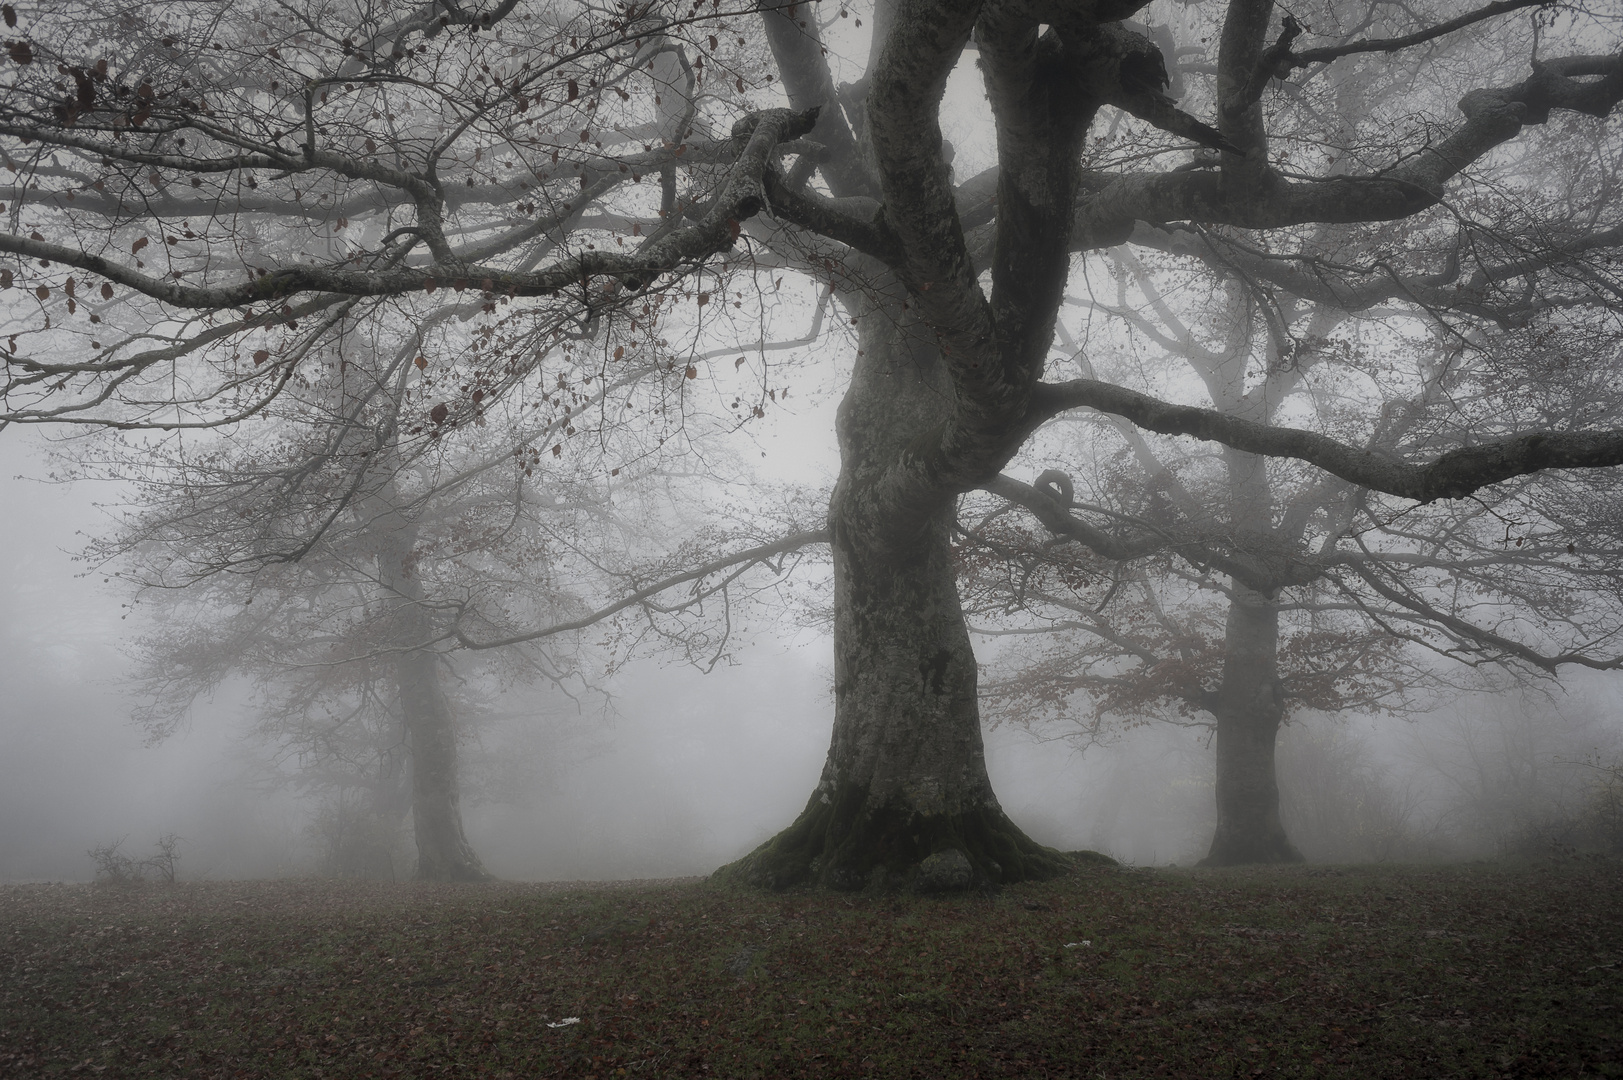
left=5, top=0, right=1623, bottom=889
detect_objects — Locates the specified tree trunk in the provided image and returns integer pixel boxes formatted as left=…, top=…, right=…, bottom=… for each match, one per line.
left=396, top=644, right=491, bottom=881
left=1200, top=588, right=1304, bottom=865
left=721, top=299, right=1071, bottom=892
left=371, top=490, right=492, bottom=883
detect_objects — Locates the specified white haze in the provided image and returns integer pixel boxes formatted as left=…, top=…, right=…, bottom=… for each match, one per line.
left=7, top=409, right=1622, bottom=884
left=5, top=27, right=1623, bottom=878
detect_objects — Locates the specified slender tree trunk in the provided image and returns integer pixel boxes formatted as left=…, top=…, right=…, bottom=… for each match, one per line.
left=722, top=298, right=1070, bottom=892
left=1201, top=587, right=1304, bottom=865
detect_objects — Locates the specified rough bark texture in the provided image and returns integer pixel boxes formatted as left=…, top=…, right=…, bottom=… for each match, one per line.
left=1201, top=588, right=1304, bottom=865
left=720, top=296, right=1071, bottom=892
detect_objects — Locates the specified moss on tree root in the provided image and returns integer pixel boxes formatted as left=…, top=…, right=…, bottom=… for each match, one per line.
left=715, top=783, right=1089, bottom=893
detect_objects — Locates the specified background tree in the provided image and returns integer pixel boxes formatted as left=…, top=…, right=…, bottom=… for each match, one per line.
left=5, top=0, right=1623, bottom=889
left=963, top=241, right=1623, bottom=864
left=94, top=304, right=820, bottom=878
left=97, top=325, right=615, bottom=879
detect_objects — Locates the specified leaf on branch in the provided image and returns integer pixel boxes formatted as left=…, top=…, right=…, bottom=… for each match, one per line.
left=100, top=282, right=112, bottom=299
left=552, top=443, right=562, bottom=456
left=696, top=292, right=709, bottom=306
left=2, top=6, right=15, bottom=29
left=567, top=79, right=578, bottom=101
left=430, top=402, right=449, bottom=425
left=8, top=40, right=30, bottom=65
left=423, top=277, right=437, bottom=292
left=415, top=356, right=428, bottom=370
left=34, top=284, right=48, bottom=300
left=252, top=349, right=269, bottom=365
left=685, top=365, right=698, bottom=379
left=0, top=269, right=11, bottom=289
left=613, top=346, right=624, bottom=360
left=131, top=237, right=148, bottom=254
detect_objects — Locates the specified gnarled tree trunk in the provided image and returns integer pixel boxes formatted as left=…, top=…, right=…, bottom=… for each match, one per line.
left=724, top=300, right=1069, bottom=892
left=1201, top=587, right=1303, bottom=865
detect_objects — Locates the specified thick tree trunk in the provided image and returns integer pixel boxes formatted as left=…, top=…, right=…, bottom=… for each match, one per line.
left=722, top=299, right=1071, bottom=892
left=396, top=644, right=491, bottom=881
left=370, top=489, right=492, bottom=883
left=1200, top=588, right=1304, bottom=865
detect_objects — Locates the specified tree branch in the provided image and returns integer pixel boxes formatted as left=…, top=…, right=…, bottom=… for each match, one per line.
left=1287, top=0, right=1546, bottom=70
left=453, top=528, right=830, bottom=649
left=1072, top=52, right=1623, bottom=243
left=1034, top=378, right=1623, bottom=502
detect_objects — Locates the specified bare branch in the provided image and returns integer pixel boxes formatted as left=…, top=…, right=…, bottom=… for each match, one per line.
left=454, top=528, right=830, bottom=650
left=1035, top=378, right=1623, bottom=503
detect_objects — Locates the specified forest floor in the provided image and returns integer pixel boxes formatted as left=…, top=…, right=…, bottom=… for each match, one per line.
left=1, top=859, right=1620, bottom=1078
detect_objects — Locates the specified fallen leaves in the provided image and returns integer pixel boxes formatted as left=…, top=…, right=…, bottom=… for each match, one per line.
left=2, top=865, right=1620, bottom=1078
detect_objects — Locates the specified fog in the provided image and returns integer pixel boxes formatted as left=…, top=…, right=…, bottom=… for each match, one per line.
left=7, top=415, right=1621, bottom=884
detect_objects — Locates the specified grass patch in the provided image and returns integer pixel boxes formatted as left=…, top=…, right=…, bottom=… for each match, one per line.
left=2, top=861, right=1620, bottom=1077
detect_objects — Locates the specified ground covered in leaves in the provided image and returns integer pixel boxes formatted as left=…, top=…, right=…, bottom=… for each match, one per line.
left=2, top=860, right=1620, bottom=1078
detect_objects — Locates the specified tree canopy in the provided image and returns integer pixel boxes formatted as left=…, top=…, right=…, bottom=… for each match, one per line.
left=5, top=0, right=1623, bottom=883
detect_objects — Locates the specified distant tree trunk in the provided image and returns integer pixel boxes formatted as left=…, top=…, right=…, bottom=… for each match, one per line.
left=723, top=300, right=1070, bottom=891
left=1201, top=587, right=1304, bottom=865
left=395, top=643, right=491, bottom=881
left=372, top=490, right=492, bottom=883
left=351, top=719, right=412, bottom=880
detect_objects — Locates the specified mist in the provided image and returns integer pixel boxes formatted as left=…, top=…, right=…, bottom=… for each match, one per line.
left=8, top=411, right=1620, bottom=886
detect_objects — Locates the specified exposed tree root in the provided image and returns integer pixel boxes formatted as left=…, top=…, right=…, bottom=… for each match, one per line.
left=715, top=783, right=1088, bottom=893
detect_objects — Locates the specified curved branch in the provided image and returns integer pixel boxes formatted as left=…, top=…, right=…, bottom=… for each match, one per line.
left=1287, top=0, right=1546, bottom=70
left=1034, top=379, right=1623, bottom=502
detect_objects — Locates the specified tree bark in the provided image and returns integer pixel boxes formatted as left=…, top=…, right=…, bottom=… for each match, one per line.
left=721, top=296, right=1071, bottom=892
left=394, top=643, right=491, bottom=881
left=1201, top=587, right=1304, bottom=865
left=372, top=495, right=492, bottom=883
